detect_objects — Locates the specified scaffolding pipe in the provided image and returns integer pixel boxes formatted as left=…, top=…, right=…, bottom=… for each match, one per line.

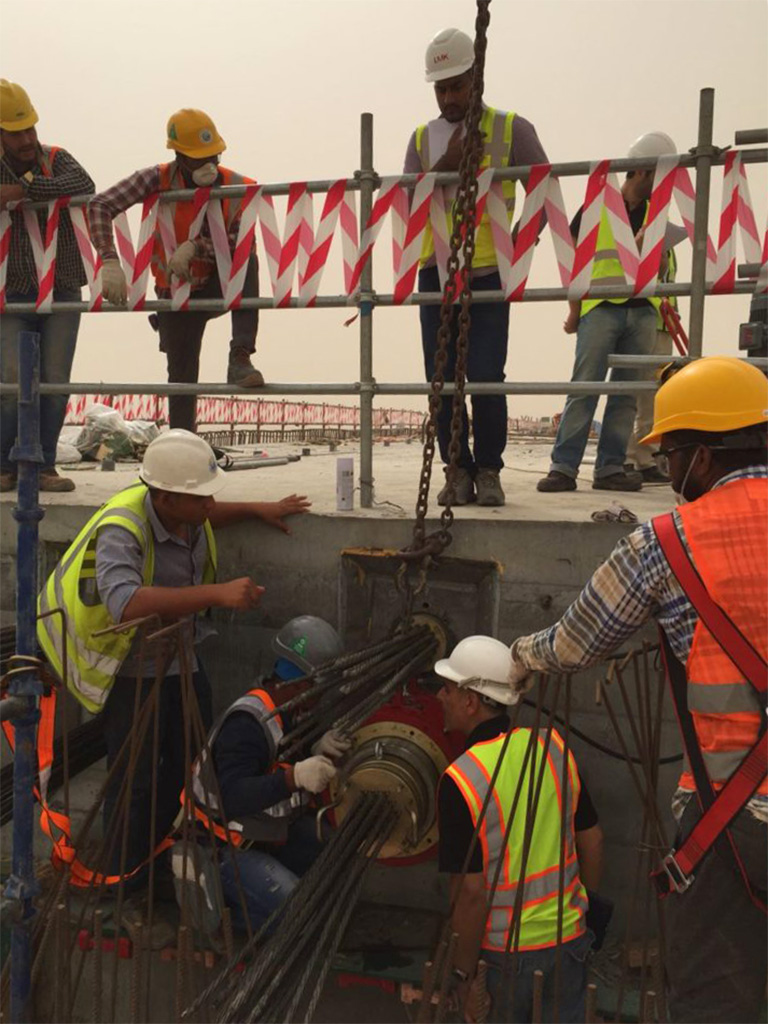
left=688, top=88, right=716, bottom=359
left=1, top=278, right=757, bottom=315
left=734, top=129, right=768, bottom=146
left=5, top=331, right=45, bottom=1024
left=608, top=354, right=768, bottom=369
left=359, top=112, right=375, bottom=508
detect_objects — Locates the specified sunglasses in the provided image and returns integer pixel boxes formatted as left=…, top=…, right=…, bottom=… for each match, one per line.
left=651, top=443, right=700, bottom=477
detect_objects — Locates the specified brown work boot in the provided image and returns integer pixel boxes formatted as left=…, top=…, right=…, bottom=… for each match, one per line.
left=475, top=468, right=505, bottom=507
left=437, top=468, right=475, bottom=506
left=0, top=472, right=17, bottom=493
left=39, top=469, right=75, bottom=492
left=227, top=347, right=265, bottom=388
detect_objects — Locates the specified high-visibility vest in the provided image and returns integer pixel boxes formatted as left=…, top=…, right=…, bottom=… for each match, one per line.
left=657, top=247, right=677, bottom=331
left=190, top=687, right=309, bottom=846
left=38, top=145, right=60, bottom=177
left=443, top=728, right=588, bottom=952
left=150, top=163, right=255, bottom=290
left=37, top=482, right=217, bottom=713
left=669, top=477, right=768, bottom=794
left=580, top=202, right=664, bottom=319
left=414, top=107, right=516, bottom=270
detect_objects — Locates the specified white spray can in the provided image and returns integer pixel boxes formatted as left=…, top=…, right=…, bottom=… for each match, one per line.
left=336, top=457, right=354, bottom=511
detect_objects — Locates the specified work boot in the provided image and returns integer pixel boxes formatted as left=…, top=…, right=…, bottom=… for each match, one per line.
left=475, top=468, right=505, bottom=507
left=437, top=467, right=475, bottom=506
left=592, top=471, right=643, bottom=492
left=537, top=471, right=576, bottom=493
left=227, top=347, right=265, bottom=388
left=640, top=465, right=670, bottom=484
left=39, top=469, right=75, bottom=492
left=0, top=472, right=17, bottom=493
left=120, top=895, right=176, bottom=951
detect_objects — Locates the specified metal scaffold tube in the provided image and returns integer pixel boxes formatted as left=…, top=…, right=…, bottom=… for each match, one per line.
left=688, top=88, right=716, bottom=359
left=359, top=112, right=375, bottom=508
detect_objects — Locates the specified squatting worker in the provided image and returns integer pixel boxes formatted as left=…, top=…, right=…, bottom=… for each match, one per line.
left=403, top=28, right=549, bottom=508
left=37, top=429, right=310, bottom=881
left=0, top=79, right=95, bottom=493
left=508, top=357, right=768, bottom=1023
left=88, top=109, right=263, bottom=433
left=435, top=636, right=604, bottom=1024
left=182, top=617, right=350, bottom=931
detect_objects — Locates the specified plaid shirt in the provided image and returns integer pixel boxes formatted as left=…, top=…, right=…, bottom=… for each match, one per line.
left=1, top=145, right=95, bottom=294
left=88, top=163, right=244, bottom=290
left=512, top=466, right=768, bottom=817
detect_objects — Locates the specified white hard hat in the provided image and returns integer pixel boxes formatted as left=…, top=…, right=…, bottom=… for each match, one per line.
left=139, top=429, right=227, bottom=496
left=627, top=131, right=677, bottom=162
left=425, top=28, right=475, bottom=83
left=434, top=635, right=519, bottom=706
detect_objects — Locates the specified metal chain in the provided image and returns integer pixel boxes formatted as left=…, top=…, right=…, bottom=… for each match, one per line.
left=397, top=0, right=492, bottom=612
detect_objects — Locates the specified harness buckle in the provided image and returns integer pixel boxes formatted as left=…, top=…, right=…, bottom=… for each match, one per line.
left=660, top=851, right=694, bottom=894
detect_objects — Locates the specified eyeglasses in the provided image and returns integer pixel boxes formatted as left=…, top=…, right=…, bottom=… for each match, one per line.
left=651, top=443, right=700, bottom=477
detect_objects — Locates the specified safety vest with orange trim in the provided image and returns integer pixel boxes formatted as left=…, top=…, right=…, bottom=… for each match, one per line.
left=38, top=145, right=60, bottom=178
left=443, top=728, right=588, bottom=952
left=1, top=686, right=174, bottom=888
left=150, top=163, right=255, bottom=290
left=668, top=476, right=768, bottom=795
left=190, top=687, right=310, bottom=846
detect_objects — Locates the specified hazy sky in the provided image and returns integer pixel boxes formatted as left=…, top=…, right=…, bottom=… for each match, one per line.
left=2, top=0, right=766, bottom=419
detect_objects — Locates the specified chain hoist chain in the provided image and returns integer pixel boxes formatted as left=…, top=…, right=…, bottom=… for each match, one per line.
left=397, top=0, right=492, bottom=614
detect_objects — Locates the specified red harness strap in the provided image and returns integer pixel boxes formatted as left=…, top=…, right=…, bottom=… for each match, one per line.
left=652, top=512, right=767, bottom=910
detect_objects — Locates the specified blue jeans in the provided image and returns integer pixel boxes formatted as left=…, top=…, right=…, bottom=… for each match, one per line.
left=419, top=266, right=510, bottom=472
left=550, top=303, right=656, bottom=479
left=219, top=814, right=326, bottom=932
left=0, top=289, right=81, bottom=472
left=482, top=929, right=593, bottom=1023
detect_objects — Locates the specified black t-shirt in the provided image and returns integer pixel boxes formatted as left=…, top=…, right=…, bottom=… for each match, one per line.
left=570, top=197, right=650, bottom=310
left=438, top=715, right=599, bottom=874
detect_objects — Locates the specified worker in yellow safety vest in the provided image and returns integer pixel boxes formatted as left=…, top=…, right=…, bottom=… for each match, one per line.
left=88, top=108, right=264, bottom=433
left=37, top=429, right=310, bottom=885
left=539, top=130, right=679, bottom=495
left=403, top=28, right=550, bottom=508
left=0, top=79, right=95, bottom=493
left=434, top=636, right=604, bottom=1023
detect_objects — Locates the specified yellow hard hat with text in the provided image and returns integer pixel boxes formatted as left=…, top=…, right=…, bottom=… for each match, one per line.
left=641, top=356, right=768, bottom=444
left=0, top=80, right=38, bottom=132
left=166, top=109, right=226, bottom=159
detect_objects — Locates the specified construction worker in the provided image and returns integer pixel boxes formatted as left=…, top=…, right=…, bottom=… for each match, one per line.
left=625, top=250, right=679, bottom=482
left=508, top=357, right=768, bottom=1023
left=88, top=109, right=263, bottom=434
left=539, top=131, right=678, bottom=494
left=185, top=616, right=349, bottom=931
left=403, top=28, right=550, bottom=508
left=0, top=79, right=95, bottom=492
left=36, top=429, right=310, bottom=883
left=434, top=636, right=604, bottom=1023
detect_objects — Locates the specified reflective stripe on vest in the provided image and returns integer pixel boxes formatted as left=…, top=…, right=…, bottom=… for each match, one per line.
left=674, top=478, right=768, bottom=794
left=191, top=688, right=308, bottom=845
left=444, top=728, right=587, bottom=952
left=415, top=107, right=516, bottom=269
left=36, top=482, right=217, bottom=713
left=151, top=163, right=253, bottom=289
left=580, top=202, right=662, bottom=319
left=657, top=247, right=677, bottom=330
left=39, top=145, right=61, bottom=178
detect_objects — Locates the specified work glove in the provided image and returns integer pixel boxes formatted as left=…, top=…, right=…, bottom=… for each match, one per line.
left=293, top=755, right=337, bottom=794
left=167, top=239, right=196, bottom=282
left=311, top=728, right=352, bottom=760
left=101, top=259, right=127, bottom=306
left=507, top=648, right=534, bottom=695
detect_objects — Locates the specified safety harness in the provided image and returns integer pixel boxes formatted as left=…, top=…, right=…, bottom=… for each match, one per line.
left=652, top=512, right=767, bottom=911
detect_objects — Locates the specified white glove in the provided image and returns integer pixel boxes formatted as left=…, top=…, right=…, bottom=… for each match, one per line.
left=311, top=729, right=352, bottom=760
left=101, top=259, right=127, bottom=306
left=293, top=755, right=337, bottom=794
left=167, top=239, right=196, bottom=282
left=507, top=649, right=534, bottom=695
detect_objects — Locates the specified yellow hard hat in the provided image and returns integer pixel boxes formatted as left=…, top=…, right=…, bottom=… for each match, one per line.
left=0, top=79, right=38, bottom=132
left=166, top=109, right=226, bottom=159
left=641, top=356, right=768, bottom=445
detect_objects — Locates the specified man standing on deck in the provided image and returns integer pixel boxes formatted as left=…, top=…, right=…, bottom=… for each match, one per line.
left=403, top=28, right=550, bottom=507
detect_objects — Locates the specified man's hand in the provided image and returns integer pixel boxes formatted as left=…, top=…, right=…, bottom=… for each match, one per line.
left=507, top=650, right=533, bottom=694
left=563, top=307, right=580, bottom=335
left=438, top=126, right=466, bottom=172
left=293, top=755, right=337, bottom=794
left=259, top=494, right=311, bottom=534
left=215, top=577, right=264, bottom=610
left=168, top=239, right=196, bottom=282
left=0, top=184, right=25, bottom=210
left=312, top=729, right=352, bottom=760
left=101, top=259, right=128, bottom=306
